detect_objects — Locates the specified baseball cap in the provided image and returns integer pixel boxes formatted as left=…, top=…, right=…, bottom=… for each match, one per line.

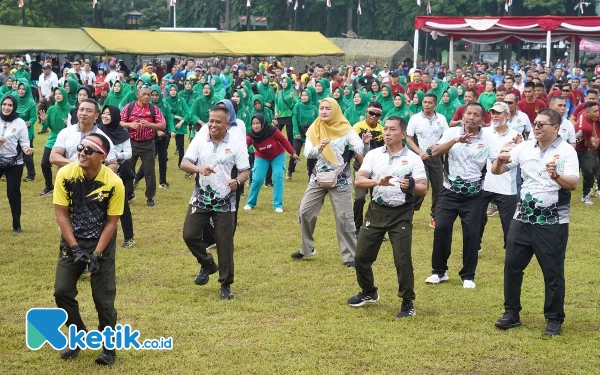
left=42, top=63, right=51, bottom=69
left=390, top=70, right=399, bottom=76
left=237, top=64, right=247, bottom=71
left=490, top=102, right=510, bottom=113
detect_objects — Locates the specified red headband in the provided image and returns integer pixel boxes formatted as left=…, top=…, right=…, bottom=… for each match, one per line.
left=82, top=137, right=107, bottom=155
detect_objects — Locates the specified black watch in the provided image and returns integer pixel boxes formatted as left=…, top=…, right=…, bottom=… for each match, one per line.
left=235, top=179, right=241, bottom=187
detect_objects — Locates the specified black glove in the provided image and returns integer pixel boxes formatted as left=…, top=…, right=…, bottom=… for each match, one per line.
left=87, top=254, right=100, bottom=275
left=71, top=245, right=86, bottom=264
left=401, top=176, right=416, bottom=194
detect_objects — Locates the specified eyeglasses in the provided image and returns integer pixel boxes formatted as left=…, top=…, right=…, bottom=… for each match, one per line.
left=532, top=121, right=556, bottom=129
left=76, top=144, right=104, bottom=155
left=367, top=111, right=382, bottom=117
left=561, top=89, right=571, bottom=92
left=503, top=101, right=515, bottom=105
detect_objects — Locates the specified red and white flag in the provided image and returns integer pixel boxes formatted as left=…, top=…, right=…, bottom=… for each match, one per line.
left=18, top=0, right=24, bottom=7
left=417, top=0, right=421, bottom=6
left=579, top=0, right=584, bottom=13
left=357, top=0, right=361, bottom=14
left=327, top=0, right=331, bottom=8
left=92, top=0, right=97, bottom=8
left=170, top=0, right=176, bottom=6
left=247, top=0, right=251, bottom=7
left=504, top=0, right=512, bottom=12
left=294, top=0, right=298, bottom=10
left=426, top=0, right=431, bottom=14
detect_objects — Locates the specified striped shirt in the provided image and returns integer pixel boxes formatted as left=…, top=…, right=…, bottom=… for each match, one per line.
left=120, top=102, right=165, bottom=142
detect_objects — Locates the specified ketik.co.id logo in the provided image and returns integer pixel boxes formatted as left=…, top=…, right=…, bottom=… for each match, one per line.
left=26, top=308, right=172, bottom=351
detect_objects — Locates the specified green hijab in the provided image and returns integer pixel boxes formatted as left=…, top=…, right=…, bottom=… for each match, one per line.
left=257, top=80, right=275, bottom=105
left=456, top=84, right=465, bottom=105
left=305, top=86, right=318, bottom=107
left=293, top=89, right=319, bottom=141
left=448, top=86, right=462, bottom=108
left=104, top=81, right=126, bottom=108
left=164, top=84, right=181, bottom=113
left=222, top=66, right=233, bottom=94
left=378, top=84, right=394, bottom=118
left=333, top=87, right=347, bottom=113
left=242, top=79, right=254, bottom=112
left=0, top=76, right=14, bottom=96
left=65, top=78, right=80, bottom=106
left=16, top=79, right=36, bottom=116
left=408, top=90, right=424, bottom=114
left=343, top=91, right=370, bottom=125
left=435, top=90, right=458, bottom=124
left=211, top=74, right=226, bottom=102
left=250, top=93, right=273, bottom=124
left=275, top=77, right=298, bottom=114
left=427, top=78, right=444, bottom=102
left=235, top=88, right=251, bottom=126
left=383, top=93, right=412, bottom=123
left=315, top=78, right=331, bottom=102
left=398, top=76, right=408, bottom=89
left=343, top=84, right=353, bottom=107
left=46, top=87, right=72, bottom=129
left=178, top=79, right=198, bottom=106
left=189, top=83, right=215, bottom=124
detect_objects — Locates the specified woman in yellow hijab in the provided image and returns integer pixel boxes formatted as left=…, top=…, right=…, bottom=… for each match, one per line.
left=292, top=97, right=371, bottom=267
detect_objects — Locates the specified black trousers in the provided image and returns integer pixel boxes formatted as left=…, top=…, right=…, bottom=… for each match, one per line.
left=431, top=188, right=483, bottom=281
left=156, top=136, right=169, bottom=184
left=412, top=156, right=443, bottom=219
left=23, top=140, right=35, bottom=178
left=0, top=164, right=24, bottom=230
left=121, top=199, right=134, bottom=240
left=355, top=202, right=415, bottom=300
left=578, top=150, right=598, bottom=197
left=54, top=233, right=117, bottom=331
left=479, top=191, right=518, bottom=249
left=277, top=116, right=293, bottom=141
left=182, top=206, right=235, bottom=286
left=41, top=146, right=54, bottom=190
left=175, top=134, right=185, bottom=168
left=127, top=139, right=156, bottom=200
left=504, top=221, right=568, bottom=322
left=289, top=138, right=304, bottom=174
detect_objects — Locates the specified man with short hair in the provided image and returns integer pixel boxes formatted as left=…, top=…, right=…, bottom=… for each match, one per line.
left=0, top=62, right=9, bottom=86
left=105, top=63, right=119, bottom=88
left=500, top=76, right=521, bottom=100
left=569, top=89, right=598, bottom=123
left=534, top=82, right=547, bottom=104
left=406, top=70, right=429, bottom=101
left=451, top=88, right=491, bottom=127
left=549, top=96, right=576, bottom=146
left=356, top=65, right=376, bottom=90
left=53, top=132, right=124, bottom=365
left=517, top=82, right=547, bottom=123
left=492, top=108, right=579, bottom=336
left=575, top=102, right=600, bottom=205
left=120, top=86, right=166, bottom=207
left=388, top=70, right=405, bottom=97
left=570, top=77, right=584, bottom=104
left=347, top=116, right=427, bottom=318
left=514, top=73, right=525, bottom=94
left=495, top=86, right=507, bottom=103
left=181, top=106, right=249, bottom=300
left=425, top=103, right=491, bottom=289
left=406, top=93, right=448, bottom=228
left=378, top=64, right=390, bottom=84
left=492, top=67, right=504, bottom=87
left=559, top=83, right=577, bottom=119
left=450, top=68, right=465, bottom=86
left=505, top=93, right=531, bottom=139
left=79, top=60, right=96, bottom=86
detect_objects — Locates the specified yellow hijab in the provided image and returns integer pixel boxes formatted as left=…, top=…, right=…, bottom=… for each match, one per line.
left=306, top=97, right=352, bottom=165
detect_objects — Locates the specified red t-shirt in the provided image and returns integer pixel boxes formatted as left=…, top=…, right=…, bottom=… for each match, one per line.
left=571, top=89, right=584, bottom=105
left=572, top=103, right=585, bottom=120
left=575, top=113, right=600, bottom=152
left=450, top=78, right=464, bottom=86
left=407, top=82, right=429, bottom=97
left=595, top=64, right=600, bottom=75
left=475, top=84, right=486, bottom=95
left=517, top=99, right=547, bottom=123
left=498, top=86, right=521, bottom=101
left=331, top=81, right=345, bottom=93
left=389, top=83, right=405, bottom=97
left=246, top=128, right=295, bottom=160
left=120, top=102, right=166, bottom=142
left=451, top=105, right=492, bottom=124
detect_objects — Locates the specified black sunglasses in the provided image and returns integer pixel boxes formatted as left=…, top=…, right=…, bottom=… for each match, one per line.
left=562, top=89, right=571, bottom=92
left=503, top=101, right=515, bottom=105
left=77, top=144, right=104, bottom=156
left=368, top=111, right=382, bottom=117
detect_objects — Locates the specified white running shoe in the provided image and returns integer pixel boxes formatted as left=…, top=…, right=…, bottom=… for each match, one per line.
left=582, top=196, right=593, bottom=205
left=275, top=208, right=283, bottom=213
left=243, top=205, right=253, bottom=210
left=463, top=280, right=476, bottom=289
left=425, top=273, right=449, bottom=284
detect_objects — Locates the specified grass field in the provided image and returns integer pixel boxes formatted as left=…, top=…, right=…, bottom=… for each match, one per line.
left=0, top=133, right=599, bottom=374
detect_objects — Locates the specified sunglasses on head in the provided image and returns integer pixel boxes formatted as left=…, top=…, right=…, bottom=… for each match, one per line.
left=77, top=144, right=104, bottom=156
left=503, top=101, right=515, bottom=105
left=368, top=110, right=382, bottom=117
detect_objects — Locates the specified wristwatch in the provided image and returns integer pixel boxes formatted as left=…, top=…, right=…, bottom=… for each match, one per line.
left=93, top=250, right=103, bottom=257
left=235, top=179, right=241, bottom=187
left=551, top=174, right=560, bottom=180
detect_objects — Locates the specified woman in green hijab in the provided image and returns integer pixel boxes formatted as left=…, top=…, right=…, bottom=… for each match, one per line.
left=14, top=63, right=31, bottom=83
left=305, top=86, right=318, bottom=108
left=343, top=91, right=370, bottom=125
left=448, top=86, right=462, bottom=108
left=164, top=83, right=190, bottom=167
left=64, top=77, right=80, bottom=106
left=38, top=87, right=72, bottom=194
left=383, top=93, right=412, bottom=124
left=187, top=83, right=215, bottom=140
left=398, top=75, right=408, bottom=89
left=427, top=78, right=444, bottom=103
left=222, top=66, right=234, bottom=98
left=249, top=93, right=274, bottom=126
left=378, top=84, right=394, bottom=118
left=178, top=78, right=198, bottom=107
left=408, top=90, right=425, bottom=115
left=0, top=76, right=14, bottom=97
left=233, top=89, right=251, bottom=126
left=149, top=84, right=175, bottom=188
left=291, top=88, right=318, bottom=178
left=104, top=81, right=127, bottom=109
left=257, top=75, right=275, bottom=110
left=332, top=87, right=347, bottom=113
left=16, top=79, right=37, bottom=180
left=210, top=74, right=226, bottom=102
left=343, top=84, right=353, bottom=109
left=456, top=84, right=466, bottom=105
left=435, top=90, right=457, bottom=124
left=274, top=76, right=298, bottom=142
left=369, top=80, right=382, bottom=102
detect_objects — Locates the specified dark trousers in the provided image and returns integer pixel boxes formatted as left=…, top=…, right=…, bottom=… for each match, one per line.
left=578, top=150, right=599, bottom=197
left=355, top=202, right=415, bottom=300
left=175, top=134, right=185, bottom=167
left=54, top=234, right=117, bottom=331
left=38, top=99, right=52, bottom=125
left=504, top=221, right=568, bottom=322
left=277, top=116, right=293, bottom=141
left=23, top=140, right=35, bottom=178
left=127, top=140, right=156, bottom=200
left=121, top=199, right=134, bottom=240
left=353, top=181, right=371, bottom=234
left=41, top=146, right=53, bottom=190
left=183, top=206, right=235, bottom=286
left=479, top=191, right=518, bottom=249
left=156, top=136, right=169, bottom=184
left=0, top=164, right=24, bottom=230
left=288, top=138, right=304, bottom=174
left=431, top=188, right=483, bottom=280
left=412, top=156, right=443, bottom=218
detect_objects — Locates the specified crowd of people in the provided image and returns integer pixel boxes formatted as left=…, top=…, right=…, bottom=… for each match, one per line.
left=0, top=52, right=599, bottom=365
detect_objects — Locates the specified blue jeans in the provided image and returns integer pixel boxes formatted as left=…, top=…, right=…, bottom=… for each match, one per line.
left=247, top=153, right=286, bottom=209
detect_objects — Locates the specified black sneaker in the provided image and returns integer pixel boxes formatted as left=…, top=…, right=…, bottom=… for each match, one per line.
left=495, top=312, right=522, bottom=330
left=133, top=180, right=139, bottom=189
left=265, top=182, right=274, bottom=188
left=12, top=227, right=22, bottom=234
left=291, top=248, right=315, bottom=259
left=147, top=199, right=155, bottom=207
left=23, top=175, right=35, bottom=182
left=220, top=285, right=234, bottom=300
left=121, top=238, right=135, bottom=248
left=37, top=129, right=49, bottom=134
left=347, top=288, right=379, bottom=307
left=544, top=320, right=562, bottom=336
left=128, top=192, right=135, bottom=202
left=194, top=262, right=219, bottom=285
left=60, top=346, right=81, bottom=360
left=95, top=348, right=116, bottom=365
left=344, top=261, right=355, bottom=267
left=39, top=187, right=53, bottom=196
left=395, top=300, right=416, bottom=318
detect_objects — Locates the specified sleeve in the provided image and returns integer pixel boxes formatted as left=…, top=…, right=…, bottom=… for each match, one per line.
left=560, top=146, right=580, bottom=178
left=357, top=149, right=375, bottom=175
left=120, top=104, right=130, bottom=122
left=437, top=127, right=455, bottom=145
left=18, top=122, right=30, bottom=148
left=522, top=114, right=532, bottom=132
left=53, top=127, right=68, bottom=151
left=187, top=99, right=200, bottom=124
left=406, top=117, right=417, bottom=137
left=347, top=128, right=365, bottom=155
left=353, top=123, right=362, bottom=135
left=246, top=135, right=252, bottom=147
left=504, top=142, right=523, bottom=171
left=27, top=103, right=37, bottom=125
left=439, top=116, right=449, bottom=131
left=411, top=155, right=427, bottom=180
left=567, top=123, right=576, bottom=144
left=234, top=142, right=250, bottom=171
left=105, top=136, right=117, bottom=163
left=117, top=139, right=132, bottom=161
left=107, top=178, right=125, bottom=216
left=275, top=129, right=296, bottom=155
left=292, top=105, right=300, bottom=137
left=183, top=134, right=202, bottom=164
left=52, top=167, right=69, bottom=206
left=451, top=108, right=461, bottom=121
left=153, top=105, right=166, bottom=125
left=304, top=135, right=320, bottom=158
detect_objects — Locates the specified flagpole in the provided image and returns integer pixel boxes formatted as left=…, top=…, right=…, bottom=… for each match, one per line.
left=21, top=2, right=27, bottom=26
left=294, top=8, right=297, bottom=31
left=173, top=3, right=177, bottom=28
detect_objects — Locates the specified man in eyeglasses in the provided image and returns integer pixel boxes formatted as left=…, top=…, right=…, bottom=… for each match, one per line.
left=352, top=102, right=386, bottom=237
left=492, top=108, right=579, bottom=336
left=569, top=89, right=598, bottom=124
left=505, top=93, right=531, bottom=140
left=52, top=132, right=125, bottom=365
left=559, top=83, right=577, bottom=120
left=406, top=93, right=448, bottom=228
left=50, top=99, right=118, bottom=172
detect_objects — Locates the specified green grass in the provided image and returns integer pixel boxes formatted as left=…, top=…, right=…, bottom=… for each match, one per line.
left=1, top=134, right=599, bottom=374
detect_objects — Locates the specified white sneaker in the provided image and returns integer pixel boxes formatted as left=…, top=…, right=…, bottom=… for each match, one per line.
left=463, top=280, right=476, bottom=289
left=425, top=273, right=449, bottom=284
left=582, top=196, right=593, bottom=205
left=596, top=190, right=600, bottom=199
left=275, top=208, right=283, bottom=213
left=243, top=205, right=253, bottom=210
left=478, top=248, right=483, bottom=253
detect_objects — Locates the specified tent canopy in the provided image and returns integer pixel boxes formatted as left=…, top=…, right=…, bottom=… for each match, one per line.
left=0, top=25, right=104, bottom=54
left=413, top=15, right=600, bottom=69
